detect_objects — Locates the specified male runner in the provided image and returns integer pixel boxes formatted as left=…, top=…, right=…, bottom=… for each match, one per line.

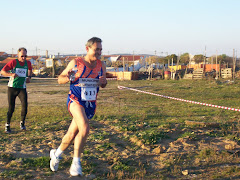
left=49, top=37, right=107, bottom=176
left=1, top=47, right=32, bottom=133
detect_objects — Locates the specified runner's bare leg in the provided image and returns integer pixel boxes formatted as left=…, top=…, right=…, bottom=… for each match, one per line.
left=59, top=118, right=78, bottom=151
left=69, top=102, right=90, bottom=157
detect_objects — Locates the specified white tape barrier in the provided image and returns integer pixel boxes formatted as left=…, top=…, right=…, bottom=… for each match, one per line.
left=118, top=85, right=240, bottom=112
left=107, top=78, right=117, bottom=80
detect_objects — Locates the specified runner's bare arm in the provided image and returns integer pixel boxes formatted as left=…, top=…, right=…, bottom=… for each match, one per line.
left=58, top=59, right=76, bottom=84
left=26, top=69, right=32, bottom=83
left=0, top=69, right=17, bottom=78
left=99, top=61, right=107, bottom=88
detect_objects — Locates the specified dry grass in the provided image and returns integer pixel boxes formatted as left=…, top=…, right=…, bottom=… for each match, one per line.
left=0, top=78, right=240, bottom=179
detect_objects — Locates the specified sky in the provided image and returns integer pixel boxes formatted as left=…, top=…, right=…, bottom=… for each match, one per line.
left=1, top=0, right=240, bottom=57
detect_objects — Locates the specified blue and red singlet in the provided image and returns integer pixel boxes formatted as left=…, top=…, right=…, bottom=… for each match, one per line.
left=67, top=57, right=103, bottom=119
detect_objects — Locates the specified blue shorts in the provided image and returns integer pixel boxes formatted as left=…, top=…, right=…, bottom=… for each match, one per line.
left=67, top=94, right=96, bottom=119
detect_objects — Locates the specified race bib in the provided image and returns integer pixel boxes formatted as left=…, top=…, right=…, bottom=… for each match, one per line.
left=79, top=78, right=99, bottom=101
left=81, top=87, right=97, bottom=101
left=15, top=68, right=27, bottom=77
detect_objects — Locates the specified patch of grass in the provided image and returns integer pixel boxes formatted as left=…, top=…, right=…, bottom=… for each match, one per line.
left=137, top=129, right=168, bottom=145
left=1, top=78, right=240, bottom=179
left=211, top=166, right=240, bottom=179
left=59, top=157, right=72, bottom=170
left=198, top=148, right=216, bottom=159
left=88, top=131, right=110, bottom=141
left=0, top=170, right=20, bottom=178
left=205, top=130, right=224, bottom=137
left=81, top=160, right=98, bottom=174
left=0, top=153, right=16, bottom=161
left=0, top=136, right=11, bottom=144
left=42, top=90, right=67, bottom=95
left=21, top=137, right=45, bottom=145
left=196, top=148, right=234, bottom=165
left=179, top=131, right=197, bottom=140
left=112, top=160, right=131, bottom=170
left=120, top=124, right=139, bottom=132
left=96, top=142, right=113, bottom=151
left=22, top=157, right=50, bottom=169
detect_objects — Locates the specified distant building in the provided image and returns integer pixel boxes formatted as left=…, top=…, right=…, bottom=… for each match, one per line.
left=102, top=55, right=145, bottom=63
left=64, top=55, right=80, bottom=63
left=28, top=56, right=40, bottom=66
left=8, top=54, right=17, bottom=57
left=0, top=57, right=17, bottom=68
left=102, top=55, right=146, bottom=71
left=0, top=52, right=8, bottom=57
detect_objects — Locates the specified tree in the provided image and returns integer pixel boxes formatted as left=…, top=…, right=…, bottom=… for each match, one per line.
left=194, top=54, right=204, bottom=63
left=220, top=54, right=232, bottom=65
left=112, top=60, right=123, bottom=67
left=168, top=54, right=177, bottom=64
left=145, top=56, right=167, bottom=65
left=146, top=56, right=158, bottom=64
left=180, top=53, right=190, bottom=64
left=212, top=54, right=232, bottom=68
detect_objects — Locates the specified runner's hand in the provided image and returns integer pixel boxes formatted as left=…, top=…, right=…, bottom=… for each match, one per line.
left=12, top=73, right=18, bottom=78
left=99, top=76, right=107, bottom=87
left=26, top=77, right=31, bottom=83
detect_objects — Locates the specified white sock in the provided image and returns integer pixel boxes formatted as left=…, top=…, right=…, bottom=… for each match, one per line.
left=73, top=157, right=81, bottom=163
left=55, top=148, right=63, bottom=158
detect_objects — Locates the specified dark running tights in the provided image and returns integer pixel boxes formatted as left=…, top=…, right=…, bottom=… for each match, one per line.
left=7, top=87, right=28, bottom=125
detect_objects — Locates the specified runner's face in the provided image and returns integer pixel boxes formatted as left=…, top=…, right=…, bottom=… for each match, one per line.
left=87, top=42, right=102, bottom=60
left=18, top=50, right=27, bottom=62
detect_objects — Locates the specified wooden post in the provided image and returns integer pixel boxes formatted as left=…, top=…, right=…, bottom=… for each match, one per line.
left=37, top=59, right=40, bottom=76
left=187, top=54, right=192, bottom=75
left=148, top=56, right=151, bottom=80
left=171, top=57, right=174, bottom=79
left=133, top=51, right=135, bottom=72
left=123, top=57, right=125, bottom=80
left=203, top=46, right=206, bottom=72
left=177, top=54, right=180, bottom=79
left=233, top=49, right=235, bottom=80
left=151, top=57, right=153, bottom=79
left=52, top=59, right=55, bottom=78
left=216, top=51, right=218, bottom=79
left=168, top=58, right=170, bottom=70
left=177, top=54, right=179, bottom=69
left=211, top=56, right=213, bottom=71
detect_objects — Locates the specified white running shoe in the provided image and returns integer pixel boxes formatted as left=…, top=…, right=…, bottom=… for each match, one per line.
left=20, top=122, right=26, bottom=130
left=50, top=149, right=62, bottom=172
left=69, top=160, right=83, bottom=176
left=5, top=124, right=11, bottom=133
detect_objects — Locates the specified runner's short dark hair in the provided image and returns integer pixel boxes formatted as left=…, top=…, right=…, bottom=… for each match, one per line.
left=85, top=37, right=102, bottom=47
left=18, top=47, right=27, bottom=53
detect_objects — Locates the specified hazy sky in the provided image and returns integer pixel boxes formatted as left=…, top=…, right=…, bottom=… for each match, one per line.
left=1, top=0, right=239, bottom=56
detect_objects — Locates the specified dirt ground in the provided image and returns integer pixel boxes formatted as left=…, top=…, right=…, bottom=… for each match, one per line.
left=1, top=78, right=240, bottom=179
left=0, top=78, right=68, bottom=108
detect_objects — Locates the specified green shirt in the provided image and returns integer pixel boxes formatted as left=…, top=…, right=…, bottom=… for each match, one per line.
left=8, top=59, right=28, bottom=88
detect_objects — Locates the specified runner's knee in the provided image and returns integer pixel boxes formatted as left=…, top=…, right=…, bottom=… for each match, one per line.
left=21, top=106, right=27, bottom=116
left=66, top=131, right=78, bottom=142
left=79, top=123, right=90, bottom=137
left=8, top=107, right=14, bottom=114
